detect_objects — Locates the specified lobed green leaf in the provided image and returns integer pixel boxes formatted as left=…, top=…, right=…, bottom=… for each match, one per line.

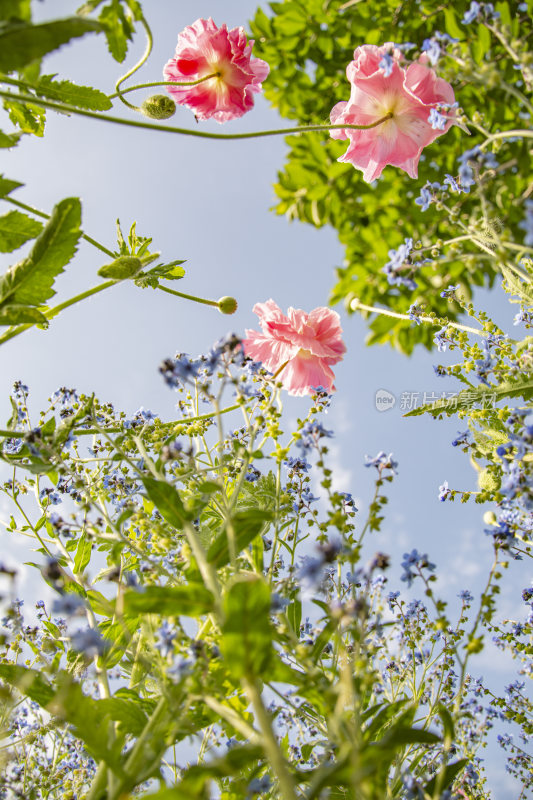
left=0, top=17, right=102, bottom=72
left=0, top=196, right=81, bottom=308
left=0, top=209, right=42, bottom=252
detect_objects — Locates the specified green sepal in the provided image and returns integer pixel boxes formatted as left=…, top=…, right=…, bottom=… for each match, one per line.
left=98, top=255, right=143, bottom=279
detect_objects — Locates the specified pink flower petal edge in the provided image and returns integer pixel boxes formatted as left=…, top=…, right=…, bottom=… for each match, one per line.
left=243, top=299, right=347, bottom=397
left=163, top=18, right=269, bottom=123
left=330, top=43, right=456, bottom=182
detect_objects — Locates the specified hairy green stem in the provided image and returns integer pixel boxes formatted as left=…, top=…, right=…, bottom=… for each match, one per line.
left=480, top=128, right=533, bottom=147
left=0, top=404, right=242, bottom=440
left=0, top=90, right=392, bottom=140
left=244, top=677, right=298, bottom=800
left=114, top=15, right=154, bottom=111
left=108, top=74, right=220, bottom=98
left=2, top=196, right=115, bottom=257
left=157, top=284, right=220, bottom=308
left=350, top=298, right=486, bottom=336
left=0, top=280, right=117, bottom=346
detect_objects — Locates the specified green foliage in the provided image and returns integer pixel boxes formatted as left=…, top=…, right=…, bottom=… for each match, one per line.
left=3, top=97, right=45, bottom=135
left=207, top=508, right=273, bottom=568
left=249, top=0, right=532, bottom=352
left=220, top=576, right=274, bottom=678
left=92, top=0, right=143, bottom=63
left=0, top=0, right=31, bottom=23
left=112, top=219, right=186, bottom=288
left=0, top=209, right=42, bottom=252
left=0, top=174, right=22, bottom=197
left=0, top=197, right=81, bottom=319
left=0, top=2, right=531, bottom=797
left=0, top=664, right=122, bottom=767
left=98, top=254, right=143, bottom=279
left=0, top=17, right=102, bottom=72
left=123, top=585, right=215, bottom=617
left=0, top=303, right=47, bottom=324
left=142, top=476, right=192, bottom=525
left=0, top=128, right=22, bottom=147
left=405, top=375, right=533, bottom=417
left=34, top=75, right=112, bottom=111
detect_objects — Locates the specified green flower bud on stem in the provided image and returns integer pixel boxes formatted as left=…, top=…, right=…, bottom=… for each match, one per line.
left=218, top=296, right=238, bottom=314
left=478, top=469, right=501, bottom=493
left=98, top=256, right=143, bottom=280
left=141, top=94, right=176, bottom=120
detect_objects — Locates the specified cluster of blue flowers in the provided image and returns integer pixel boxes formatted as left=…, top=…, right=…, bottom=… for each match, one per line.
left=421, top=31, right=458, bottom=65
left=364, top=450, right=398, bottom=475
left=297, top=421, right=334, bottom=454
left=400, top=549, right=436, bottom=587
left=379, top=52, right=394, bottom=76
left=461, top=1, right=500, bottom=24
left=159, top=333, right=245, bottom=389
left=383, top=237, right=418, bottom=290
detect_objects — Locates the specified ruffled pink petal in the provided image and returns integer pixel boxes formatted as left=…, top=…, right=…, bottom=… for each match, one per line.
left=252, top=299, right=292, bottom=338
left=281, top=354, right=336, bottom=397
left=242, top=330, right=297, bottom=373
left=405, top=62, right=455, bottom=107
left=329, top=101, right=349, bottom=140
left=307, top=307, right=347, bottom=359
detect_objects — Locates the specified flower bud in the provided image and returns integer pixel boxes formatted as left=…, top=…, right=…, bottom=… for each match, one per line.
left=477, top=469, right=500, bottom=493
left=218, top=296, right=238, bottom=315
left=141, top=94, right=176, bottom=120
left=98, top=256, right=143, bottom=280
left=483, top=510, right=498, bottom=526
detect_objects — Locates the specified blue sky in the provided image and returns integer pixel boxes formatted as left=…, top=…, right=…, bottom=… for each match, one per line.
left=0, top=1, right=530, bottom=791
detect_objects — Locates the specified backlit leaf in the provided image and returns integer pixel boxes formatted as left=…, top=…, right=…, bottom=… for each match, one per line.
left=0, top=210, right=42, bottom=252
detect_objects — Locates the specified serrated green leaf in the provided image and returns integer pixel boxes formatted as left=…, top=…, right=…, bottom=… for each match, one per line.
left=0, top=129, right=23, bottom=147
left=99, top=1, right=134, bottom=62
left=0, top=197, right=81, bottom=307
left=0, top=303, right=47, bottom=324
left=35, top=75, right=112, bottom=111
left=404, top=377, right=533, bottom=417
left=501, top=265, right=533, bottom=305
left=0, top=174, right=22, bottom=197
left=221, top=576, right=273, bottom=679
left=123, top=585, right=214, bottom=617
left=0, top=17, right=102, bottom=72
left=134, top=260, right=186, bottom=290
left=207, top=509, right=272, bottom=568
left=4, top=98, right=45, bottom=135
left=0, top=210, right=42, bottom=252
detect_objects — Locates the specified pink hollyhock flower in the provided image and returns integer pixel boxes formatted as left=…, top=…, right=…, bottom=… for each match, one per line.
left=330, top=43, right=455, bottom=182
left=163, top=18, right=269, bottom=123
left=243, top=300, right=347, bottom=397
